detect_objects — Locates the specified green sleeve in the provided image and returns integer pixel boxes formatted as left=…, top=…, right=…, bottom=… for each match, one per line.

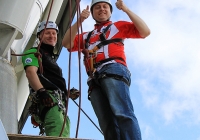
left=22, top=48, right=39, bottom=68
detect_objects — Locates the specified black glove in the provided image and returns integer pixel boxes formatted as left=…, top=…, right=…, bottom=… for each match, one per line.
left=36, top=88, right=54, bottom=107
left=69, top=87, right=80, bottom=100
left=28, top=102, right=38, bottom=115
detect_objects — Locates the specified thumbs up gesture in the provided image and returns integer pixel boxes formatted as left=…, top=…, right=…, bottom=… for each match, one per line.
left=80, top=5, right=90, bottom=22
left=115, top=0, right=128, bottom=12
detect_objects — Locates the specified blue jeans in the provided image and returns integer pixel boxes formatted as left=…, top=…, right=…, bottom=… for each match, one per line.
left=88, top=63, right=142, bottom=140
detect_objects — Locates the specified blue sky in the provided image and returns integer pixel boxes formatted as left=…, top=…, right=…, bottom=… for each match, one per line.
left=22, top=0, right=200, bottom=139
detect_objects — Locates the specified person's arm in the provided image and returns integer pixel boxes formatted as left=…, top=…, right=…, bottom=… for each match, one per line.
left=25, top=66, right=43, bottom=91
left=62, top=5, right=90, bottom=49
left=25, top=65, right=54, bottom=107
left=115, top=0, right=150, bottom=38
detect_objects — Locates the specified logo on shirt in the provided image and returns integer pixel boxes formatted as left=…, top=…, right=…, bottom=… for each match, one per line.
left=25, top=58, right=32, bottom=64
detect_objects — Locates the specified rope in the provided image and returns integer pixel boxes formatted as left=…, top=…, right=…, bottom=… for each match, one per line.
left=72, top=100, right=103, bottom=135
left=74, top=0, right=82, bottom=138
left=61, top=0, right=104, bottom=137
left=59, top=0, right=72, bottom=137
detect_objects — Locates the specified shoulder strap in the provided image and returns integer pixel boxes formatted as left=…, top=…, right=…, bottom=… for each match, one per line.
left=103, top=23, right=113, bottom=33
left=96, top=38, right=124, bottom=49
left=85, top=23, right=113, bottom=49
left=99, top=23, right=113, bottom=41
left=85, top=30, right=94, bottom=49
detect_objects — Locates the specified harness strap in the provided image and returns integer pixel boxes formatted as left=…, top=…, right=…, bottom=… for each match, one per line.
left=86, top=57, right=124, bottom=76
left=87, top=72, right=130, bottom=100
left=84, top=23, right=124, bottom=74
left=94, top=57, right=124, bottom=68
left=85, top=30, right=94, bottom=49
left=99, top=73, right=130, bottom=86
left=99, top=23, right=113, bottom=41
left=85, top=23, right=113, bottom=49
left=97, top=38, right=124, bottom=49
left=32, top=89, right=65, bottom=122
left=88, top=38, right=124, bottom=54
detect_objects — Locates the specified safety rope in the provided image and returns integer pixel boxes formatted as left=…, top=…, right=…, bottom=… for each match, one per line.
left=59, top=0, right=72, bottom=137
left=72, top=100, right=103, bottom=135
left=73, top=3, right=105, bottom=132
left=74, top=0, right=82, bottom=138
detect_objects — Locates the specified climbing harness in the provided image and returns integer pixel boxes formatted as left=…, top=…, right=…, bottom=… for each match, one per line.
left=29, top=88, right=66, bottom=135
left=87, top=72, right=130, bottom=100
left=83, top=23, right=131, bottom=104
left=98, top=73, right=130, bottom=86
left=37, top=74, right=67, bottom=114
left=82, top=23, right=124, bottom=75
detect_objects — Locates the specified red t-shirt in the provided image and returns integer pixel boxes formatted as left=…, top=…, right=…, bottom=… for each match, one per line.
left=70, top=21, right=142, bottom=72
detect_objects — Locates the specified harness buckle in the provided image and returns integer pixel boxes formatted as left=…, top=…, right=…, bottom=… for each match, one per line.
left=93, top=62, right=101, bottom=68
left=56, top=97, right=66, bottom=112
left=101, top=74, right=107, bottom=78
left=52, top=90, right=66, bottom=113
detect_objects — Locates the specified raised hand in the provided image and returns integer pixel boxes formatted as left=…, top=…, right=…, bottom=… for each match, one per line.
left=115, top=0, right=128, bottom=12
left=80, top=5, right=90, bottom=22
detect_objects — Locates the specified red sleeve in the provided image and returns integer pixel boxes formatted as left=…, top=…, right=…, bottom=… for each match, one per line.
left=114, top=21, right=142, bottom=38
left=68, top=33, right=85, bottom=52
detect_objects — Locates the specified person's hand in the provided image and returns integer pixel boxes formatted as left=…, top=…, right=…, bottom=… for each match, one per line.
left=69, top=87, right=80, bottom=100
left=28, top=102, right=38, bottom=115
left=36, top=88, right=54, bottom=107
left=80, top=5, right=90, bottom=22
left=115, top=0, right=128, bottom=12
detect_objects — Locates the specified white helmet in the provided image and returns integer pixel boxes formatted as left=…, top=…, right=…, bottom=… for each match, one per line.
left=90, top=0, right=112, bottom=13
left=36, top=21, right=59, bottom=37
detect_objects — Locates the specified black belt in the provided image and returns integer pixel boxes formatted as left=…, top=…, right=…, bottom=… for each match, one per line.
left=94, top=57, right=124, bottom=68
left=99, top=73, right=130, bottom=86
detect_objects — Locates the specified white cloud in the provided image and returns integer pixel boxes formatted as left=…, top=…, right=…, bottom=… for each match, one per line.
left=141, top=124, right=160, bottom=140
left=124, top=0, right=200, bottom=124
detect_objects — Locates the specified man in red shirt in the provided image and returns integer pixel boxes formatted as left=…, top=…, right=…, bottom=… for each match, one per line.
left=62, top=0, right=150, bottom=139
